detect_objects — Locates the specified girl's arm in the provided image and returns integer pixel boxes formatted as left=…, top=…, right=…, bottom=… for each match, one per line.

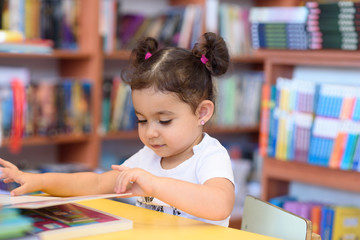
left=112, top=165, right=235, bottom=221
left=0, top=158, right=119, bottom=196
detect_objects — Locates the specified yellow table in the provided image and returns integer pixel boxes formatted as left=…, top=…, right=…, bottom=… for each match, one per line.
left=74, top=199, right=280, bottom=240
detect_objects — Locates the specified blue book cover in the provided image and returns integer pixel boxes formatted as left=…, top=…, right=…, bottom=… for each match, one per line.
left=267, top=85, right=277, bottom=157
left=323, top=138, right=335, bottom=167
left=352, top=98, right=360, bottom=121
left=62, top=80, right=74, bottom=133
left=308, top=136, right=320, bottom=165
left=351, top=137, right=360, bottom=170
left=2, top=88, right=13, bottom=137
left=340, top=134, right=358, bottom=170
left=269, top=195, right=297, bottom=208
left=320, top=206, right=334, bottom=240
left=82, top=81, right=92, bottom=133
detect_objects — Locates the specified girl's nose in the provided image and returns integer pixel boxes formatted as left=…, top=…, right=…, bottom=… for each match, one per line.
left=146, top=123, right=159, bottom=138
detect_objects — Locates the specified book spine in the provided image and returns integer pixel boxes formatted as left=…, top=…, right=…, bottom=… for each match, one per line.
left=259, top=84, right=270, bottom=157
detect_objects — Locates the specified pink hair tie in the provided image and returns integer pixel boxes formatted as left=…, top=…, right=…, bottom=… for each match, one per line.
left=145, top=52, right=152, bottom=60
left=200, top=54, right=208, bottom=64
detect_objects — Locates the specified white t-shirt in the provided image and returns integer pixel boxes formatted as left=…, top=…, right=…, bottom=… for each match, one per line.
left=122, top=133, right=234, bottom=227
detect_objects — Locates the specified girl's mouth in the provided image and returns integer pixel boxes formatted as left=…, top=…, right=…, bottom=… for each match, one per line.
left=151, top=144, right=165, bottom=149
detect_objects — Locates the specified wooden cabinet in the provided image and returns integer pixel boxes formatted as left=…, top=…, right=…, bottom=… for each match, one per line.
left=260, top=50, right=360, bottom=201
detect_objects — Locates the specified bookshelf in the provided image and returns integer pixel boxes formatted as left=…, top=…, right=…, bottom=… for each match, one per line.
left=0, top=0, right=267, bottom=167
left=0, top=0, right=102, bottom=168
left=260, top=50, right=360, bottom=201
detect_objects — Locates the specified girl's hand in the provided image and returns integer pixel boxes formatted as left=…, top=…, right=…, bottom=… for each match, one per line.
left=0, top=158, right=42, bottom=196
left=111, top=165, right=157, bottom=197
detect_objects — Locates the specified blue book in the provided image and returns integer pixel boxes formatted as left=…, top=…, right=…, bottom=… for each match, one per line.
left=320, top=206, right=334, bottom=240
left=340, top=134, right=358, bottom=170
left=267, top=85, right=277, bottom=157
left=352, top=98, right=360, bottom=121
left=269, top=195, right=297, bottom=208
left=2, top=88, right=13, bottom=137
left=352, top=137, right=360, bottom=170
left=287, top=119, right=295, bottom=160
left=82, top=81, right=92, bottom=133
left=323, top=138, right=335, bottom=167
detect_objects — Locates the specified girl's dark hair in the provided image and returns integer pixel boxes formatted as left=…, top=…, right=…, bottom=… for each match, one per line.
left=121, top=32, right=230, bottom=113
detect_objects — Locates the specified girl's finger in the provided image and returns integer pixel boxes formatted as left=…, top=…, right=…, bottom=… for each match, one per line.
left=111, top=165, right=129, bottom=172
left=0, top=159, right=18, bottom=170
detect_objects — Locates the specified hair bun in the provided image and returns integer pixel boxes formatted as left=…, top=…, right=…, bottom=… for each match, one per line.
left=132, top=37, right=158, bottom=67
left=192, top=32, right=229, bottom=76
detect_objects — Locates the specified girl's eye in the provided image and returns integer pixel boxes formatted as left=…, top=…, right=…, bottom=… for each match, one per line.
left=137, top=119, right=147, bottom=124
left=159, top=120, right=172, bottom=125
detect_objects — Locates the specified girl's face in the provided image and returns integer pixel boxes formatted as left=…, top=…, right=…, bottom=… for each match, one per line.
left=132, top=87, right=203, bottom=166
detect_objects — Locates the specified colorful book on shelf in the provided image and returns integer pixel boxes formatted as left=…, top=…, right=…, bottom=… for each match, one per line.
left=310, top=205, right=323, bottom=235
left=259, top=84, right=270, bottom=157
left=329, top=132, right=348, bottom=169
left=21, top=203, right=133, bottom=240
left=340, top=133, right=358, bottom=170
left=320, top=206, right=334, bottom=240
left=249, top=7, right=308, bottom=23
left=0, top=193, right=131, bottom=209
left=267, top=85, right=277, bottom=158
left=178, top=4, right=198, bottom=49
left=351, top=135, right=360, bottom=171
left=118, top=14, right=146, bottom=49
left=306, top=1, right=360, bottom=13
left=332, top=206, right=360, bottom=240
left=268, top=195, right=297, bottom=208
left=293, top=112, right=313, bottom=163
left=308, top=117, right=337, bottom=167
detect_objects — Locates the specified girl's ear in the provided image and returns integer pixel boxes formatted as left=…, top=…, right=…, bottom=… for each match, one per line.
left=196, top=100, right=214, bottom=125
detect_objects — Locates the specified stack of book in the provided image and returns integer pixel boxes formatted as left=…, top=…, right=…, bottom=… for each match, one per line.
left=270, top=196, right=360, bottom=240
left=260, top=76, right=360, bottom=172
left=249, top=6, right=308, bottom=49
left=306, top=1, right=360, bottom=50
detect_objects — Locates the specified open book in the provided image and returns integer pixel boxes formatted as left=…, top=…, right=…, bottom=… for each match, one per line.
left=0, top=193, right=133, bottom=239
left=22, top=203, right=133, bottom=240
left=0, top=193, right=131, bottom=209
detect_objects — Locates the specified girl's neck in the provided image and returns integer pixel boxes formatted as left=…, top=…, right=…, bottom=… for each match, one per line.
left=160, top=132, right=204, bottom=170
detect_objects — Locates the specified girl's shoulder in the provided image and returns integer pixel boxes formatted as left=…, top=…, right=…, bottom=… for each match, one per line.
left=194, top=133, right=229, bottom=158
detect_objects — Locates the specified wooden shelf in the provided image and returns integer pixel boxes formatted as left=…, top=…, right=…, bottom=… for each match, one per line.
left=104, top=50, right=131, bottom=60
left=0, top=50, right=91, bottom=59
left=263, top=158, right=360, bottom=192
left=231, top=51, right=265, bottom=63
left=205, top=125, right=259, bottom=135
left=101, top=130, right=139, bottom=140
left=1, top=134, right=91, bottom=147
left=259, top=49, right=360, bottom=66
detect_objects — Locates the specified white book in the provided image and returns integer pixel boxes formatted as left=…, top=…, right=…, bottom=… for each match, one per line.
left=0, top=193, right=131, bottom=209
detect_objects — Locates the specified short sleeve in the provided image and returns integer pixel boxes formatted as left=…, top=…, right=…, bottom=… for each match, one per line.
left=196, top=145, right=234, bottom=185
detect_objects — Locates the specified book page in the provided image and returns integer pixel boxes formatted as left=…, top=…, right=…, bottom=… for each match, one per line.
left=0, top=193, right=131, bottom=209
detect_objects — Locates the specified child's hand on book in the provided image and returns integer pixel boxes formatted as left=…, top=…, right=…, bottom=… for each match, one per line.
left=112, top=165, right=156, bottom=197
left=0, top=158, right=42, bottom=196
